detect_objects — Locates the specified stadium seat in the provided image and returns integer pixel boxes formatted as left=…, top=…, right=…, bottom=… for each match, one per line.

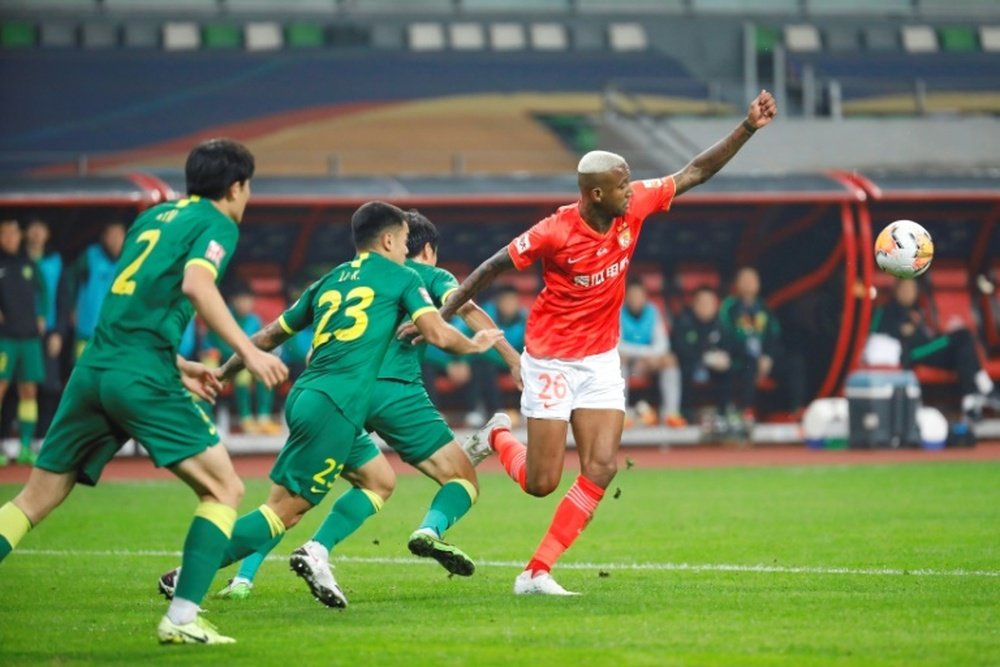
left=0, top=21, right=36, bottom=48
left=901, top=25, right=938, bottom=53
left=489, top=23, right=526, bottom=51
left=529, top=23, right=567, bottom=51
left=123, top=22, right=160, bottom=48
left=784, top=24, right=821, bottom=52
left=245, top=22, right=282, bottom=50
left=202, top=23, right=242, bottom=48
left=824, top=25, right=861, bottom=52
left=608, top=23, right=647, bottom=52
left=408, top=22, right=445, bottom=51
left=862, top=26, right=900, bottom=51
left=979, top=26, right=1000, bottom=52
left=38, top=22, right=77, bottom=48
left=938, top=26, right=978, bottom=53
left=918, top=0, right=999, bottom=17
left=285, top=22, right=326, bottom=48
left=754, top=25, right=781, bottom=54
left=448, top=23, right=485, bottom=51
left=162, top=21, right=200, bottom=50
left=81, top=23, right=118, bottom=49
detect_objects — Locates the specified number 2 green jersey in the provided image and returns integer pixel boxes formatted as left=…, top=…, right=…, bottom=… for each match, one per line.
left=377, top=259, right=458, bottom=384
left=279, top=251, right=436, bottom=429
left=79, top=195, right=238, bottom=379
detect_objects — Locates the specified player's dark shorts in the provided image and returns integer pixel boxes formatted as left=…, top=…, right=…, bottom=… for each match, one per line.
left=35, top=366, right=220, bottom=486
left=269, top=386, right=362, bottom=506
left=365, top=379, right=454, bottom=466
left=0, top=337, right=45, bottom=383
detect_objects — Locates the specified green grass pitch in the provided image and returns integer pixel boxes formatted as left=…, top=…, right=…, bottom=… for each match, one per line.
left=1, top=461, right=998, bottom=666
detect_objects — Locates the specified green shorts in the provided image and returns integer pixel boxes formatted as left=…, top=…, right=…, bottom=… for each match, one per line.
left=0, top=337, right=45, bottom=383
left=366, top=379, right=454, bottom=466
left=35, top=366, right=220, bottom=486
left=342, top=431, right=383, bottom=476
left=270, top=387, right=362, bottom=506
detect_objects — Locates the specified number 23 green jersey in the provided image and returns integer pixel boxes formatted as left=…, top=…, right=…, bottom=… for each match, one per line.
left=279, top=251, right=436, bottom=429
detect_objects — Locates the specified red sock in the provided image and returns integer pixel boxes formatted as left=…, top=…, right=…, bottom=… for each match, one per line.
left=525, top=475, right=605, bottom=575
left=491, top=428, right=528, bottom=491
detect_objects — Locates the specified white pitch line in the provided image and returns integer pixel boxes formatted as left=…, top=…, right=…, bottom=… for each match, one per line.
left=14, top=549, right=999, bottom=578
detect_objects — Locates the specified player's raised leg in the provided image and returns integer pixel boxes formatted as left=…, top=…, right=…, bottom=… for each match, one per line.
left=408, top=441, right=480, bottom=576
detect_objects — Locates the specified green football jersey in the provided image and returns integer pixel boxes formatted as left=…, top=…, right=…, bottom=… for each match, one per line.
left=377, top=259, right=458, bottom=384
left=279, top=251, right=436, bottom=428
left=80, top=195, right=238, bottom=379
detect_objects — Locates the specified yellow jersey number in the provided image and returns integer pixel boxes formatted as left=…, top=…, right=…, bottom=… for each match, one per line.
left=110, top=230, right=160, bottom=296
left=312, top=286, right=375, bottom=348
left=109, top=196, right=200, bottom=296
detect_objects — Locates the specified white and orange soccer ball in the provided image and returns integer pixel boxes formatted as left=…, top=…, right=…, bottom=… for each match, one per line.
left=874, top=219, right=934, bottom=279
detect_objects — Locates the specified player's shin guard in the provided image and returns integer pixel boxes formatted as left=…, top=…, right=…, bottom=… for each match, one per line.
left=17, top=399, right=37, bottom=448
left=419, top=479, right=477, bottom=538
left=220, top=504, right=285, bottom=568
left=0, top=502, right=32, bottom=562
left=174, top=502, right=236, bottom=606
left=525, top=475, right=604, bottom=574
left=312, top=488, right=382, bottom=551
left=492, top=429, right=528, bottom=491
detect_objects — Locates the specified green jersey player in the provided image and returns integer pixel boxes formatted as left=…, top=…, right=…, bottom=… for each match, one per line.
left=0, top=139, right=289, bottom=645
left=206, top=210, right=521, bottom=604
left=158, top=201, right=501, bottom=608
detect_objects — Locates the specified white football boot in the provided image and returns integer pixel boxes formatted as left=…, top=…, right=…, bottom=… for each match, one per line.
left=289, top=541, right=348, bottom=608
left=462, top=412, right=512, bottom=466
left=513, top=570, right=580, bottom=596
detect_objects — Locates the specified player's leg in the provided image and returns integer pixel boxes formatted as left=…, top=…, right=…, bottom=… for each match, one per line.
left=15, top=382, right=39, bottom=464
left=254, top=380, right=279, bottom=434
left=1, top=367, right=121, bottom=562
left=0, top=341, right=10, bottom=466
left=0, top=467, right=75, bottom=561
left=309, top=436, right=392, bottom=553
left=659, top=354, right=685, bottom=426
left=516, top=349, right=625, bottom=595
left=232, top=369, right=256, bottom=433
left=408, top=442, right=479, bottom=575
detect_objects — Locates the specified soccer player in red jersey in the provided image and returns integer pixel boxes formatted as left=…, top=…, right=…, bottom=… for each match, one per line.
left=441, top=90, right=777, bottom=595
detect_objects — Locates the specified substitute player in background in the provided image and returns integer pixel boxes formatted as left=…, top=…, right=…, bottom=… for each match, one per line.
left=0, top=139, right=289, bottom=644
left=204, top=209, right=521, bottom=601
left=444, top=91, right=777, bottom=595
left=159, top=201, right=501, bottom=609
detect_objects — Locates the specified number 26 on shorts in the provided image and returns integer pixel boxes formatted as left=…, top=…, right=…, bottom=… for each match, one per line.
left=537, top=372, right=567, bottom=401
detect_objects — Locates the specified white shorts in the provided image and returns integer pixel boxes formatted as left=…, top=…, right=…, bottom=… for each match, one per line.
left=520, top=348, right=626, bottom=422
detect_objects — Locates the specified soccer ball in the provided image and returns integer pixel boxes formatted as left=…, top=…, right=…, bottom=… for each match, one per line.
left=874, top=220, right=934, bottom=279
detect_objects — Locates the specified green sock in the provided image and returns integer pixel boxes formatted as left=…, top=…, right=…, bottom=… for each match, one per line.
left=0, top=536, right=11, bottom=562
left=236, top=533, right=284, bottom=582
left=420, top=480, right=477, bottom=538
left=221, top=506, right=284, bottom=568
left=174, top=502, right=236, bottom=605
left=312, top=487, right=382, bottom=551
left=234, top=385, right=252, bottom=421
left=256, top=383, right=274, bottom=418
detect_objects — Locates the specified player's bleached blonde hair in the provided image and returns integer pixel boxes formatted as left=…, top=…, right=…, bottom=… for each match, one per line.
left=577, top=150, right=627, bottom=174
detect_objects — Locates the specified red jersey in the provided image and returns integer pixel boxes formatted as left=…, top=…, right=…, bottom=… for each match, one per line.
left=507, top=176, right=676, bottom=359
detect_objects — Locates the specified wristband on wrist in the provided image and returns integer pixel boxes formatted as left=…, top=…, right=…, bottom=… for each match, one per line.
left=742, top=119, right=757, bottom=134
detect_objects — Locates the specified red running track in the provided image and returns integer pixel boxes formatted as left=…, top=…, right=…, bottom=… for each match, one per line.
left=1, top=442, right=997, bottom=484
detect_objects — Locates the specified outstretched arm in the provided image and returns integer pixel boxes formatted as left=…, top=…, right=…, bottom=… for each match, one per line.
left=217, top=318, right=293, bottom=382
left=456, top=300, right=523, bottom=389
left=439, top=247, right=515, bottom=320
left=670, top=89, right=777, bottom=197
